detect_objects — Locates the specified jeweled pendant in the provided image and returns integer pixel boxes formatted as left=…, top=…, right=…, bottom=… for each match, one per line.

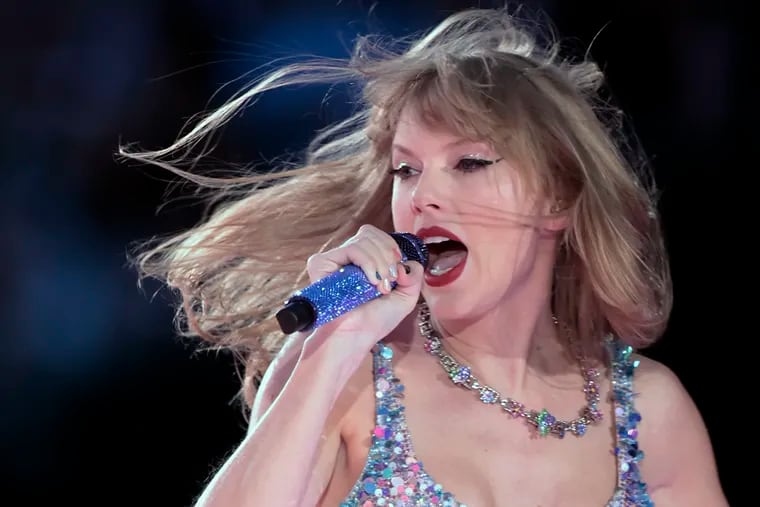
left=424, top=338, right=440, bottom=353
left=479, top=387, right=498, bottom=404
left=450, top=366, right=471, bottom=384
left=536, top=409, right=556, bottom=437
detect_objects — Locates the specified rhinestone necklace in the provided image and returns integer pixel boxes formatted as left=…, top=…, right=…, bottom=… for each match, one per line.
left=418, top=303, right=603, bottom=438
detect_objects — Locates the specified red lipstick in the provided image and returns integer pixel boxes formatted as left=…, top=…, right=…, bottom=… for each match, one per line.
left=414, top=226, right=468, bottom=288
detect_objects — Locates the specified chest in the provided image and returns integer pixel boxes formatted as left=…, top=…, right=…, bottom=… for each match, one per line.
left=341, top=361, right=620, bottom=506
left=403, top=399, right=619, bottom=506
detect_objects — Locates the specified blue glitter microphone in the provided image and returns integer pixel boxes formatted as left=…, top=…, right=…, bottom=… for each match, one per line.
left=275, top=232, right=429, bottom=334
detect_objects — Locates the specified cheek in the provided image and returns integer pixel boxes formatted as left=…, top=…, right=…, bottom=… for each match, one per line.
left=391, top=183, right=412, bottom=231
left=482, top=227, right=541, bottom=281
left=488, top=178, right=522, bottom=212
left=480, top=168, right=537, bottom=213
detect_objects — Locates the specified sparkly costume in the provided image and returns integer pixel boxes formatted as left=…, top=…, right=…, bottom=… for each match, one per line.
left=340, top=338, right=652, bottom=507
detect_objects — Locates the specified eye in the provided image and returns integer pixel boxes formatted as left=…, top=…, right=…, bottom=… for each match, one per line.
left=455, top=157, right=502, bottom=173
left=388, top=162, right=420, bottom=180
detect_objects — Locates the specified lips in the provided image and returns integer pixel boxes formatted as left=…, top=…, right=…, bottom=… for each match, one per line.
left=414, top=226, right=469, bottom=287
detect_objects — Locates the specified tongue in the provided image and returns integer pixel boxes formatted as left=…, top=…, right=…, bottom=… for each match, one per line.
left=429, top=250, right=467, bottom=273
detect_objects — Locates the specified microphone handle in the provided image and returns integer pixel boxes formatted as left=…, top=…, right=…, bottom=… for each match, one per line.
left=277, top=264, right=391, bottom=334
left=275, top=232, right=428, bottom=334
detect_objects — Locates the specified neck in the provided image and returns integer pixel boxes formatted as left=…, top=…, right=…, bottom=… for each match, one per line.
left=419, top=281, right=577, bottom=399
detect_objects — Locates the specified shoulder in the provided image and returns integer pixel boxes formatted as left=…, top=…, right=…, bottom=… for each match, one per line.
left=626, top=353, right=702, bottom=442
left=623, top=352, right=728, bottom=505
left=627, top=353, right=689, bottom=418
left=626, top=354, right=699, bottom=449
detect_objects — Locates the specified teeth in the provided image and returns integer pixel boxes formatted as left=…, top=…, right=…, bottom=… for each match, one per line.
left=429, top=265, right=455, bottom=276
left=423, top=236, right=451, bottom=245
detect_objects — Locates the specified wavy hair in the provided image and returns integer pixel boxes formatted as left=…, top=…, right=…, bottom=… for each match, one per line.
left=120, top=6, right=672, bottom=407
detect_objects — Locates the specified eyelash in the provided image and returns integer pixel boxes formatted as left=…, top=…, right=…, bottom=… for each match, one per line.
left=388, top=157, right=501, bottom=180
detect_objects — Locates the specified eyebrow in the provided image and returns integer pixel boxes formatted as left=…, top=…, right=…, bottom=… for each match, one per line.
left=391, top=138, right=487, bottom=158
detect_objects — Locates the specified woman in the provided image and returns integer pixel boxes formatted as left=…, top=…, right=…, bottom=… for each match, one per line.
left=123, top=7, right=727, bottom=506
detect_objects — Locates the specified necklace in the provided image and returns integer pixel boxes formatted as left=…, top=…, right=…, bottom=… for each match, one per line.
left=418, top=302, right=604, bottom=438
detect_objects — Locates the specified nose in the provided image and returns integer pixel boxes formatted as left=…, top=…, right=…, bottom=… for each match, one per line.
left=410, top=171, right=443, bottom=215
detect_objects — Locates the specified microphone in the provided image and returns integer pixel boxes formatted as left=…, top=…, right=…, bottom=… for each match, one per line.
left=275, top=232, right=429, bottom=334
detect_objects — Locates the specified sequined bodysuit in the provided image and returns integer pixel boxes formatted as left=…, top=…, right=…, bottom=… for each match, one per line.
left=340, top=338, right=652, bottom=507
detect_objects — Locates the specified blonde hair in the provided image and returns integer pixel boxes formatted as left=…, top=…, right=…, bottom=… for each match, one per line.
left=121, top=6, right=672, bottom=407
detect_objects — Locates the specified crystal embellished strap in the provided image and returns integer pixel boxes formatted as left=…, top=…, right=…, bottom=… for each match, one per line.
left=606, top=338, right=653, bottom=506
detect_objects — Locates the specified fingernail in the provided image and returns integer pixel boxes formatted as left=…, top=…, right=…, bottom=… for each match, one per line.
left=403, top=263, right=411, bottom=275
left=383, top=278, right=391, bottom=291
left=375, top=271, right=382, bottom=281
left=389, top=264, right=398, bottom=278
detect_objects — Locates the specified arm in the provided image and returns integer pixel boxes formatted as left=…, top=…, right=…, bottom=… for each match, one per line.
left=637, top=358, right=729, bottom=506
left=194, top=226, right=423, bottom=506
left=193, top=325, right=372, bottom=507
left=247, top=330, right=309, bottom=434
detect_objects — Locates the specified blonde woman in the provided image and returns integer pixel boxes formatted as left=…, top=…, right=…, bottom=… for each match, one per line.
left=123, top=7, right=727, bottom=506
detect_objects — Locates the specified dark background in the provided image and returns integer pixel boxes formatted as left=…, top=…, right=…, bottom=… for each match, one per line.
left=2, top=0, right=747, bottom=505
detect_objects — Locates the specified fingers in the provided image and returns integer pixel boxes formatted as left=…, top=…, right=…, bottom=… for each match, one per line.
left=306, top=225, right=403, bottom=294
left=358, top=227, right=402, bottom=294
left=349, top=242, right=396, bottom=294
left=393, top=259, right=423, bottom=289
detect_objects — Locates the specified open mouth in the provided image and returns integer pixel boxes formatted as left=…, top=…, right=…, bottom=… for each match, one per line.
left=425, top=237, right=469, bottom=276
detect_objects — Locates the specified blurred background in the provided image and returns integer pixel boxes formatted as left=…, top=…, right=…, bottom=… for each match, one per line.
left=2, top=0, right=746, bottom=505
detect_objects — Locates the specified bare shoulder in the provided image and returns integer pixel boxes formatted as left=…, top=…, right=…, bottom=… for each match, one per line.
left=628, top=354, right=694, bottom=425
left=628, top=353, right=729, bottom=506
left=630, top=354, right=710, bottom=444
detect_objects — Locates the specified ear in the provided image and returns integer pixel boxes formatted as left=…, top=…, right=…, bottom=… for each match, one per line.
left=542, top=199, right=570, bottom=232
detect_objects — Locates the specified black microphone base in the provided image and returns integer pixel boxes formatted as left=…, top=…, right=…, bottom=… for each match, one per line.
left=276, top=298, right=316, bottom=334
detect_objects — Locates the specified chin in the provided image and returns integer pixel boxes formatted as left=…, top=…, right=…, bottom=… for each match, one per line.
left=420, top=290, right=478, bottom=322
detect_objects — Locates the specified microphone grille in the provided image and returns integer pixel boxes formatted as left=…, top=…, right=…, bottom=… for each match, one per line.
left=391, top=232, right=429, bottom=268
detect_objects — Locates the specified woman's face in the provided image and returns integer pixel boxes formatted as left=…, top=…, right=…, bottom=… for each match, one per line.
left=390, top=105, right=564, bottom=320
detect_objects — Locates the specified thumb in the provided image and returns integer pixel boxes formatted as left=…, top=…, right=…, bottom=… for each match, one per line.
left=392, top=260, right=424, bottom=296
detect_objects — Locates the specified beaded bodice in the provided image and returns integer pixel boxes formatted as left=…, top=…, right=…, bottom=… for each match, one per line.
left=340, top=337, right=653, bottom=507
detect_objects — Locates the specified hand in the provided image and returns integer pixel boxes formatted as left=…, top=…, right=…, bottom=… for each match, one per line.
left=302, top=225, right=424, bottom=353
